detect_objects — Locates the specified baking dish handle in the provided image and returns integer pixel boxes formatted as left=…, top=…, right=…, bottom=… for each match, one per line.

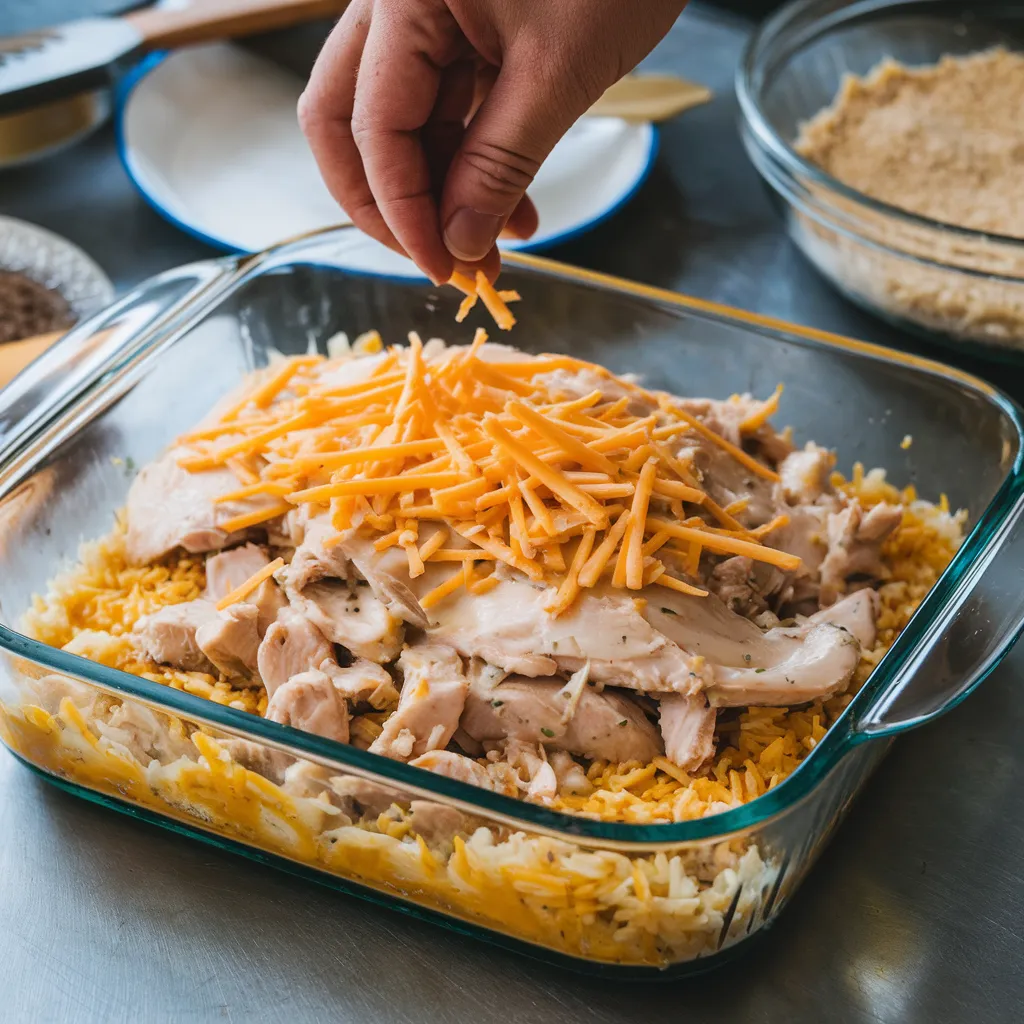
left=852, top=494, right=1024, bottom=739
left=0, top=255, right=243, bottom=462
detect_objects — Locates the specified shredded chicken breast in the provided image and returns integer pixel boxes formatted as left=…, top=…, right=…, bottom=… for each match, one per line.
left=122, top=340, right=905, bottom=801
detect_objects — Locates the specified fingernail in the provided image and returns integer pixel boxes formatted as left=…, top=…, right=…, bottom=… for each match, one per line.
left=444, top=208, right=503, bottom=262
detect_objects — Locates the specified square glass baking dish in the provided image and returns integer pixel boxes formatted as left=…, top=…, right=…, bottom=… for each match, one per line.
left=1, top=226, right=1023, bottom=977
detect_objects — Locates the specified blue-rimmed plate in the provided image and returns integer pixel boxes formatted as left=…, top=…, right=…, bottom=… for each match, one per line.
left=117, top=44, right=658, bottom=278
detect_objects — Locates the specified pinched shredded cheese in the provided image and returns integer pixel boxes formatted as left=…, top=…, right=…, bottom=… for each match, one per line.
left=177, top=338, right=797, bottom=615
left=449, top=271, right=519, bottom=330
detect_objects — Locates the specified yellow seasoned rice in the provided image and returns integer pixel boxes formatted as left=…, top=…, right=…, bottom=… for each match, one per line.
left=18, top=464, right=964, bottom=825
left=23, top=536, right=267, bottom=717
left=0, top=463, right=964, bottom=967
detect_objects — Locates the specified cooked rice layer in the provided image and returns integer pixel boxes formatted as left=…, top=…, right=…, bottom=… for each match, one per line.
left=20, top=465, right=964, bottom=825
left=0, top=701, right=777, bottom=965
left=0, top=464, right=963, bottom=967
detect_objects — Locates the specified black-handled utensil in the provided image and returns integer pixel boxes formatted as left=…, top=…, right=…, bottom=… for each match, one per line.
left=0, top=0, right=345, bottom=116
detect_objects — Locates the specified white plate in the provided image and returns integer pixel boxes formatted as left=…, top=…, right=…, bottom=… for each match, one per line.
left=117, top=44, right=657, bottom=278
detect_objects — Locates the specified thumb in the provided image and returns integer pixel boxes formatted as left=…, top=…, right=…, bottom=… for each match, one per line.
left=440, top=62, right=591, bottom=262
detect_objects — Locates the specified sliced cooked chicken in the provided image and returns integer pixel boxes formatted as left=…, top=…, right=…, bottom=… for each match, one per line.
left=257, top=606, right=335, bottom=697
left=683, top=437, right=781, bottom=530
left=204, top=544, right=270, bottom=600
left=527, top=761, right=558, bottom=802
left=126, top=343, right=920, bottom=812
left=645, top=588, right=781, bottom=664
left=134, top=599, right=217, bottom=673
left=195, top=603, right=261, bottom=679
left=265, top=669, right=350, bottom=743
left=427, top=578, right=713, bottom=693
left=657, top=694, right=716, bottom=772
left=808, top=588, right=879, bottom=650
left=646, top=588, right=861, bottom=706
left=859, top=502, right=906, bottom=542
left=369, top=644, right=468, bottom=760
left=548, top=749, right=592, bottom=795
left=338, top=532, right=431, bottom=629
left=705, top=623, right=860, bottom=707
left=749, top=423, right=795, bottom=466
left=284, top=578, right=402, bottom=664
left=280, top=515, right=430, bottom=629
left=277, top=515, right=351, bottom=592
left=409, top=749, right=496, bottom=790
left=252, top=581, right=289, bottom=638
left=320, top=658, right=400, bottom=709
left=820, top=501, right=903, bottom=604
left=500, top=740, right=559, bottom=802
left=282, top=523, right=411, bottom=661
left=708, top=556, right=784, bottom=616
left=125, top=450, right=282, bottom=566
left=204, top=544, right=287, bottom=636
left=461, top=675, right=662, bottom=764
left=676, top=396, right=764, bottom=448
left=769, top=503, right=830, bottom=608
left=779, top=444, right=835, bottom=505
left=306, top=529, right=712, bottom=696
left=661, top=398, right=785, bottom=531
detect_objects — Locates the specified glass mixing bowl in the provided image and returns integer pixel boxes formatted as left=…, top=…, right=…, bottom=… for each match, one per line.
left=737, top=0, right=1024, bottom=358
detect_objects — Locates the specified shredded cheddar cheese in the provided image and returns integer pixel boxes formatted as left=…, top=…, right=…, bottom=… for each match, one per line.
left=448, top=272, right=519, bottom=331
left=739, top=384, right=784, bottom=433
left=176, top=340, right=799, bottom=616
left=219, top=503, right=292, bottom=534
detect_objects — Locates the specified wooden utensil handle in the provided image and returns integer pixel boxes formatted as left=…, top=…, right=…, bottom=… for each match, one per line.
left=125, top=0, right=348, bottom=52
left=587, top=74, right=713, bottom=123
left=0, top=330, right=65, bottom=390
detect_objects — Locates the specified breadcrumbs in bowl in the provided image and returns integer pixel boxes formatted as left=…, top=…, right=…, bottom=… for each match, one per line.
left=789, top=48, right=1024, bottom=349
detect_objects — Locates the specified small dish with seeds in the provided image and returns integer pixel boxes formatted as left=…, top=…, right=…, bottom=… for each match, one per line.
left=0, top=216, right=113, bottom=349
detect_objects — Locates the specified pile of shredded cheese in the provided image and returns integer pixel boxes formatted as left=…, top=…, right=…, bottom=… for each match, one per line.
left=177, top=335, right=798, bottom=616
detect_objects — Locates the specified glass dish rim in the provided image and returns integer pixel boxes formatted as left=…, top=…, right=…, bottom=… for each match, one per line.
left=1, top=235, right=1023, bottom=846
left=736, top=0, right=1024, bottom=261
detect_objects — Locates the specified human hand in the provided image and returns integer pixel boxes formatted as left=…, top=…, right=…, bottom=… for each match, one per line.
left=298, top=0, right=686, bottom=283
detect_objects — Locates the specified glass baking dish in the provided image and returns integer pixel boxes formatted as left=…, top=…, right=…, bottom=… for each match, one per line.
left=2, top=227, right=1024, bottom=977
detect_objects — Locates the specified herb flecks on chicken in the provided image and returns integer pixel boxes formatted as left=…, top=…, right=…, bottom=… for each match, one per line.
left=122, top=339, right=904, bottom=785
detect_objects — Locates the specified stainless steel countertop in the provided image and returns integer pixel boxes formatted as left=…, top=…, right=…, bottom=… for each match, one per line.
left=2, top=6, right=1023, bottom=1022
